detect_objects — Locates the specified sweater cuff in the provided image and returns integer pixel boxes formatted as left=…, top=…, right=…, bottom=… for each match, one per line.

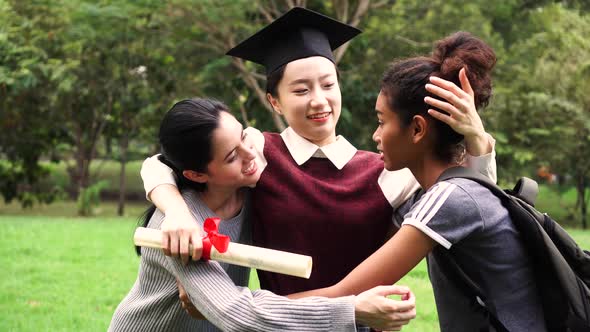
left=329, top=295, right=357, bottom=332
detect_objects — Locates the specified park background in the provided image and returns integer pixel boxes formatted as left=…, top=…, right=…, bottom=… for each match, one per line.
left=1, top=0, right=589, bottom=331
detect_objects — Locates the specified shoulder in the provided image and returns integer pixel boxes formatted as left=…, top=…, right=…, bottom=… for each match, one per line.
left=402, top=180, right=485, bottom=248
left=346, top=150, right=383, bottom=170
left=260, top=130, right=280, bottom=141
left=412, top=179, right=482, bottom=219
left=353, top=149, right=380, bottom=160
left=443, top=178, right=495, bottom=210
left=255, top=130, right=283, bottom=155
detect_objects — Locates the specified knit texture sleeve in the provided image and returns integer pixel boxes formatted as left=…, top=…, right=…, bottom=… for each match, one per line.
left=166, top=256, right=357, bottom=332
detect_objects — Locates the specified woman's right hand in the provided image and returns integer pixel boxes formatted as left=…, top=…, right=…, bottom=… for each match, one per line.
left=354, top=285, right=416, bottom=331
left=161, top=207, right=203, bottom=264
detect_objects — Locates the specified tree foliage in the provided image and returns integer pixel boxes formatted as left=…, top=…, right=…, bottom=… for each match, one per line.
left=1, top=0, right=589, bottom=224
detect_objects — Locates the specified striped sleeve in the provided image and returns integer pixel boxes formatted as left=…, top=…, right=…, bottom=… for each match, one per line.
left=166, top=256, right=356, bottom=332
left=401, top=181, right=484, bottom=249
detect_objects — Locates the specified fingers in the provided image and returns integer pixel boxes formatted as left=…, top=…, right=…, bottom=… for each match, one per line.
left=372, top=284, right=411, bottom=297
left=191, top=231, right=204, bottom=261
left=425, top=83, right=469, bottom=112
left=458, top=67, right=474, bottom=97
left=161, top=210, right=202, bottom=260
left=386, top=298, right=415, bottom=313
left=424, top=96, right=463, bottom=118
left=180, top=231, right=190, bottom=265
left=169, top=231, right=180, bottom=258
left=428, top=75, right=471, bottom=100
left=427, top=106, right=456, bottom=126
left=162, top=232, right=171, bottom=256
left=179, top=288, right=188, bottom=302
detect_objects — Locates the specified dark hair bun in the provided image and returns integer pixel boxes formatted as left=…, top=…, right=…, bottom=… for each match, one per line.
left=432, top=31, right=496, bottom=108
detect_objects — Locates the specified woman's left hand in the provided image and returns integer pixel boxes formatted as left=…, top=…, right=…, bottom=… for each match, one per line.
left=424, top=67, right=491, bottom=156
left=354, top=285, right=416, bottom=331
left=177, top=279, right=206, bottom=320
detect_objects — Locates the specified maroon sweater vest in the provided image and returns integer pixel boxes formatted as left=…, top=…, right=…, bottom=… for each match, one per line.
left=251, top=133, right=393, bottom=295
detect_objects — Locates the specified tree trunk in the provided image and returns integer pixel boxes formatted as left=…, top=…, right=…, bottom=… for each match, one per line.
left=117, top=132, right=129, bottom=217
left=231, top=57, right=286, bottom=131
left=71, top=95, right=111, bottom=215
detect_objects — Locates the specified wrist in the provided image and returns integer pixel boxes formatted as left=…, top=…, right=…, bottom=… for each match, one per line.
left=465, top=132, right=490, bottom=156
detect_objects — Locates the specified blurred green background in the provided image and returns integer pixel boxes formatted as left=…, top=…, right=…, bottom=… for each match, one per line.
left=1, top=0, right=589, bottom=331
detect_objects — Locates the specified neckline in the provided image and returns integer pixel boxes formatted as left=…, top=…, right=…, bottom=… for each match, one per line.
left=183, top=189, right=246, bottom=228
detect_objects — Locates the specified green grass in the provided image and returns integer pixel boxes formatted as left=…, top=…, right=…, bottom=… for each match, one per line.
left=536, top=184, right=580, bottom=226
left=0, top=216, right=140, bottom=332
left=1, top=214, right=589, bottom=332
left=0, top=200, right=150, bottom=218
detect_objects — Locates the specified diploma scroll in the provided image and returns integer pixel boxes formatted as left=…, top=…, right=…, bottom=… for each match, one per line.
left=134, top=227, right=312, bottom=279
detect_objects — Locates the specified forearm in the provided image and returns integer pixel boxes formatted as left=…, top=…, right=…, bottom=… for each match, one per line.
left=150, top=184, right=190, bottom=215
left=324, top=226, right=434, bottom=297
left=167, top=257, right=356, bottom=332
left=287, top=286, right=339, bottom=299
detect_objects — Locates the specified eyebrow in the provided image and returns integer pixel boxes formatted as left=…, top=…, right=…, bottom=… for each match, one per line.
left=288, top=73, right=335, bottom=86
left=223, top=129, right=244, bottom=161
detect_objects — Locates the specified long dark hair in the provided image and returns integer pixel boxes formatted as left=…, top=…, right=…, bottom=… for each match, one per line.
left=135, top=98, right=229, bottom=255
left=380, top=31, right=496, bottom=163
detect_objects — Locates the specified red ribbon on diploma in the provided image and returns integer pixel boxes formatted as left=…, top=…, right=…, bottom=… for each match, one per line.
left=201, top=217, right=230, bottom=261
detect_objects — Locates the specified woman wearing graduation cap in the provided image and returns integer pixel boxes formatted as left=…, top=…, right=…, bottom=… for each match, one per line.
left=141, top=6, right=495, bottom=300
left=110, top=98, right=416, bottom=332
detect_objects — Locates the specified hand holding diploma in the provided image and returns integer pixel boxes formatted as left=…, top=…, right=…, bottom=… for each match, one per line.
left=134, top=218, right=313, bottom=279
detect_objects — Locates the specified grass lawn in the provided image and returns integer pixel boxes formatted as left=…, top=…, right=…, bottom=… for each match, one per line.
left=1, top=214, right=589, bottom=332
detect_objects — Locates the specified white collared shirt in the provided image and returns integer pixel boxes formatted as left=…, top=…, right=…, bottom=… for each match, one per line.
left=279, top=127, right=357, bottom=170
left=142, top=126, right=497, bottom=209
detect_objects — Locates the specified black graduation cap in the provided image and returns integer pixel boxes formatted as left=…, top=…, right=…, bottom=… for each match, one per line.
left=226, top=7, right=361, bottom=75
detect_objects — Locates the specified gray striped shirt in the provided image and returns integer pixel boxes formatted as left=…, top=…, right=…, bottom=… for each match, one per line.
left=109, top=190, right=356, bottom=331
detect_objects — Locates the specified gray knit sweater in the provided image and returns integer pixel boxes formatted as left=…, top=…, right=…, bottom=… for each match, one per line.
left=108, top=190, right=356, bottom=331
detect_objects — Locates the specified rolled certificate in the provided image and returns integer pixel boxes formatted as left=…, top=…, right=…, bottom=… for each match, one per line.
left=134, top=227, right=313, bottom=279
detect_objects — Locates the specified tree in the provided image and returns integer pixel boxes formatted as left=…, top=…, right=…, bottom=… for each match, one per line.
left=0, top=0, right=70, bottom=206
left=488, top=4, right=590, bottom=227
left=164, top=0, right=393, bottom=133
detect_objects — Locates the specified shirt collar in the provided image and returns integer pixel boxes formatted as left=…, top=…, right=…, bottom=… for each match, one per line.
left=280, top=127, right=357, bottom=170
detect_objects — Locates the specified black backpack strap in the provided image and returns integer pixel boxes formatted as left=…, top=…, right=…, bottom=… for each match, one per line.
left=415, top=170, right=511, bottom=331
left=439, top=167, right=590, bottom=331
left=434, top=167, right=516, bottom=331
left=437, top=167, right=508, bottom=198
left=438, top=167, right=540, bottom=207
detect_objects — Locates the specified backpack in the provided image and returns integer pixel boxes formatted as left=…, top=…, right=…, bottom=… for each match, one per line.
left=435, top=166, right=590, bottom=332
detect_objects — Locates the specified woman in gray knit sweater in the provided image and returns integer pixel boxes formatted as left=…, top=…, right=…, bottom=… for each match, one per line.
left=108, top=98, right=416, bottom=332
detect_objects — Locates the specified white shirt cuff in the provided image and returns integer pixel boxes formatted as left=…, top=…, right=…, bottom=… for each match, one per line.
left=465, top=133, right=497, bottom=183
left=378, top=168, right=421, bottom=208
left=140, top=154, right=177, bottom=201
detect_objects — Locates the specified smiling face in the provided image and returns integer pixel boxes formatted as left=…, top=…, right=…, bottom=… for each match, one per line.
left=201, top=112, right=262, bottom=189
left=268, top=56, right=341, bottom=146
left=373, top=91, right=418, bottom=171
